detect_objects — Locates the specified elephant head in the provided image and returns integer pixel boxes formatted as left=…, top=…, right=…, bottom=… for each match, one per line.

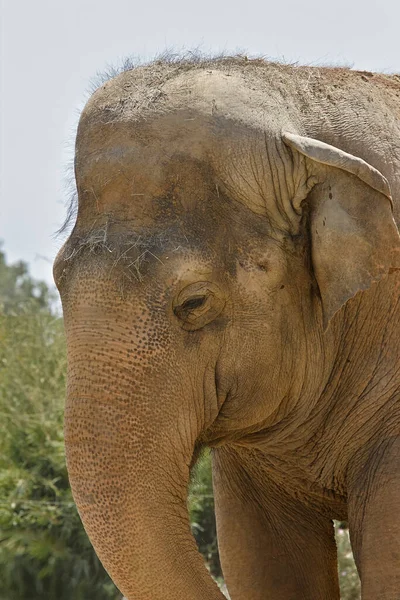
left=54, top=67, right=400, bottom=599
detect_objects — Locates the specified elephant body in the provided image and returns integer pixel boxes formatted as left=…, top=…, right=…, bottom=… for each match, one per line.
left=54, top=58, right=400, bottom=599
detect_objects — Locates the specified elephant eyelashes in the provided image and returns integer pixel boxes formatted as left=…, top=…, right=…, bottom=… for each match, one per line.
left=174, top=296, right=207, bottom=317
left=172, top=282, right=226, bottom=331
left=181, top=296, right=207, bottom=311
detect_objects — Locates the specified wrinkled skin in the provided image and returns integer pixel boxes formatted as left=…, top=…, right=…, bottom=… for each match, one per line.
left=54, top=58, right=400, bottom=600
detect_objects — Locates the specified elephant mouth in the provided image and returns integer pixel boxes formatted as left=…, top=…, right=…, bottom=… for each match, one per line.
left=200, top=423, right=243, bottom=448
left=201, top=413, right=281, bottom=448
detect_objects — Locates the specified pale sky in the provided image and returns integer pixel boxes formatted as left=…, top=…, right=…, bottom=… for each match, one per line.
left=1, top=0, right=399, bottom=286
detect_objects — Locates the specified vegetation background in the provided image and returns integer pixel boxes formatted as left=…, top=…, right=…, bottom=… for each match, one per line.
left=0, top=245, right=360, bottom=599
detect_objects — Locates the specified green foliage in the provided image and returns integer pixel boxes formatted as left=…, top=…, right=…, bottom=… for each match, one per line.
left=189, top=450, right=221, bottom=579
left=335, top=523, right=361, bottom=600
left=0, top=245, right=54, bottom=315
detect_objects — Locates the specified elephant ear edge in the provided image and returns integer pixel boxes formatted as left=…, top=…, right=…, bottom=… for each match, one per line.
left=282, top=131, right=400, bottom=329
left=282, top=132, right=393, bottom=205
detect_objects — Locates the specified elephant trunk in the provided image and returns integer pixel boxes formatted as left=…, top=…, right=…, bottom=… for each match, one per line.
left=64, top=310, right=224, bottom=600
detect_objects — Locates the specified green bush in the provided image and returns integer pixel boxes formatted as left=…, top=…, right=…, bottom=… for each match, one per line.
left=189, top=450, right=221, bottom=579
left=336, top=523, right=361, bottom=600
left=0, top=245, right=53, bottom=315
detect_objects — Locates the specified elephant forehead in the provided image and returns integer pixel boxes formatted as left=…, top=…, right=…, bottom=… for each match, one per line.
left=76, top=112, right=212, bottom=188
left=74, top=143, right=212, bottom=227
left=75, top=109, right=286, bottom=225
left=73, top=64, right=304, bottom=225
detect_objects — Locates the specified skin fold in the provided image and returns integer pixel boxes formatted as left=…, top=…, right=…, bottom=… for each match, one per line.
left=54, top=57, right=400, bottom=600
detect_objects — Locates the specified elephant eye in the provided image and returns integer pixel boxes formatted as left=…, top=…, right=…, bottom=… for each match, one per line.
left=180, top=296, right=207, bottom=312
left=172, top=283, right=225, bottom=331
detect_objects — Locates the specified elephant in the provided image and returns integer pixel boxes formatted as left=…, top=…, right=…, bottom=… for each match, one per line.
left=53, top=57, right=400, bottom=600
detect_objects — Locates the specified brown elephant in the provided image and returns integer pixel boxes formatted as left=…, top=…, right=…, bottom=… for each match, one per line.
left=54, top=57, right=400, bottom=600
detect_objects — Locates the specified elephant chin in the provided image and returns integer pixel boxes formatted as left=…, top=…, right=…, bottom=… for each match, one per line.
left=64, top=330, right=225, bottom=600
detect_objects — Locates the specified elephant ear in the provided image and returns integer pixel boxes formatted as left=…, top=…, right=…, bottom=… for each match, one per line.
left=283, top=132, right=400, bottom=329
